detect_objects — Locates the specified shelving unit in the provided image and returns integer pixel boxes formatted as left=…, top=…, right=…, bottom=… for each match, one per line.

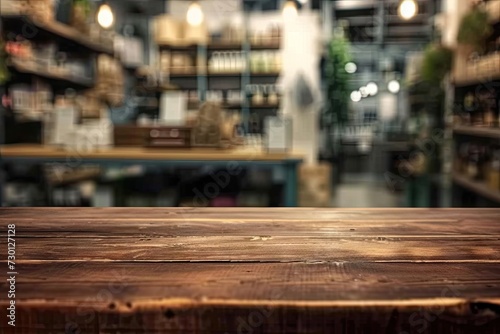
left=187, top=101, right=280, bottom=110
left=452, top=172, right=500, bottom=204
left=1, top=14, right=114, bottom=55
left=7, top=58, right=93, bottom=88
left=0, top=9, right=115, bottom=206
left=453, top=126, right=500, bottom=139
left=158, top=37, right=282, bottom=133
left=449, top=2, right=500, bottom=208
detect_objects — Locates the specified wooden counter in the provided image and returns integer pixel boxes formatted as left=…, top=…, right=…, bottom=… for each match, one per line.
left=1, top=208, right=499, bottom=333
left=0, top=145, right=303, bottom=206
left=0, top=144, right=303, bottom=162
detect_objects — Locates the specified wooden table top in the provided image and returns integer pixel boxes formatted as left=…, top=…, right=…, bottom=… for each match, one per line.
left=0, top=144, right=303, bottom=162
left=1, top=208, right=500, bottom=333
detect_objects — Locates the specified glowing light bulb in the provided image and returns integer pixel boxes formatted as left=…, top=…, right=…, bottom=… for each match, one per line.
left=398, top=0, right=418, bottom=20
left=366, top=82, right=378, bottom=96
left=388, top=80, right=401, bottom=94
left=360, top=86, right=369, bottom=98
left=97, top=3, right=114, bottom=29
left=345, top=62, right=357, bottom=74
left=351, top=91, right=362, bottom=102
left=187, top=1, right=204, bottom=26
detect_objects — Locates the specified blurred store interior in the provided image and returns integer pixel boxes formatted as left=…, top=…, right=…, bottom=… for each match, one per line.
left=0, top=0, right=499, bottom=208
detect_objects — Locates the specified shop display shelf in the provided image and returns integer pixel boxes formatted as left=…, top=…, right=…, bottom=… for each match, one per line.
left=453, top=126, right=500, bottom=139
left=452, top=172, right=500, bottom=204
left=8, top=58, right=94, bottom=88
left=1, top=14, right=114, bottom=55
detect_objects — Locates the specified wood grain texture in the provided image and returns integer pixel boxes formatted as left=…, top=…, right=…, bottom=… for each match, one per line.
left=0, top=208, right=499, bottom=333
left=0, top=144, right=303, bottom=161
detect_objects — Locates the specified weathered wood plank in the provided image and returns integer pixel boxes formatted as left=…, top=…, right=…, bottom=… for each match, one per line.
left=8, top=235, right=500, bottom=262
left=2, top=262, right=499, bottom=302
left=1, top=207, right=499, bottom=220
left=0, top=208, right=499, bottom=333
left=3, top=218, right=500, bottom=238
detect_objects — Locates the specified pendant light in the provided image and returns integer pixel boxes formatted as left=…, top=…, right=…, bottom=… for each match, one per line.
left=282, top=0, right=298, bottom=18
left=388, top=80, right=401, bottom=94
left=187, top=1, right=204, bottom=26
left=97, top=2, right=114, bottom=29
left=398, top=0, right=418, bottom=20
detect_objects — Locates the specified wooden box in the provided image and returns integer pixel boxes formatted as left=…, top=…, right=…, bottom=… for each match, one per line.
left=298, top=163, right=332, bottom=207
left=154, top=15, right=182, bottom=45
left=146, top=126, right=192, bottom=148
left=114, top=125, right=152, bottom=147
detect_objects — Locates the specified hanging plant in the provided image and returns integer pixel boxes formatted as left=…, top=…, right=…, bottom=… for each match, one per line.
left=421, top=44, right=453, bottom=85
left=325, top=36, right=351, bottom=126
left=457, top=7, right=492, bottom=52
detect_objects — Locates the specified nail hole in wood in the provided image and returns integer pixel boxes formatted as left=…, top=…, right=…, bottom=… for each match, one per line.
left=164, top=309, right=176, bottom=319
left=108, top=302, right=116, bottom=310
left=126, top=302, right=132, bottom=308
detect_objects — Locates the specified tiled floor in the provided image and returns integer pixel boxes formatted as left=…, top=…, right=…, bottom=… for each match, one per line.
left=332, top=174, right=402, bottom=208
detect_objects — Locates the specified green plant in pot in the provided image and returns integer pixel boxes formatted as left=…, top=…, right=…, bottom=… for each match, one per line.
left=457, top=6, right=492, bottom=53
left=72, top=0, right=91, bottom=33
left=421, top=44, right=453, bottom=85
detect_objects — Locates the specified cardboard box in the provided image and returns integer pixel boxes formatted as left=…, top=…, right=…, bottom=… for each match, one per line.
left=298, top=163, right=332, bottom=207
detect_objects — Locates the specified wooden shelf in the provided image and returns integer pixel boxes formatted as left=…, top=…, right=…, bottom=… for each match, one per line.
left=169, top=72, right=198, bottom=78
left=453, top=126, right=500, bottom=139
left=187, top=102, right=281, bottom=110
left=160, top=42, right=281, bottom=51
left=46, top=167, right=101, bottom=186
left=452, top=172, right=500, bottom=204
left=250, top=72, right=281, bottom=77
left=170, top=72, right=281, bottom=79
left=207, top=43, right=242, bottom=51
left=8, top=58, right=94, bottom=88
left=453, top=53, right=500, bottom=87
left=250, top=42, right=281, bottom=50
left=1, top=14, right=114, bottom=55
left=158, top=44, right=198, bottom=51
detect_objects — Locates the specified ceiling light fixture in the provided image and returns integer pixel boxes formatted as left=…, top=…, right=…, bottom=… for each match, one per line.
left=283, top=0, right=298, bottom=18
left=351, top=91, right=362, bottom=102
left=345, top=62, right=357, bottom=74
left=359, top=86, right=369, bottom=98
left=398, top=0, right=418, bottom=20
left=366, top=82, right=378, bottom=96
left=187, top=1, right=204, bottom=26
left=388, top=80, right=401, bottom=94
left=97, top=2, right=114, bottom=29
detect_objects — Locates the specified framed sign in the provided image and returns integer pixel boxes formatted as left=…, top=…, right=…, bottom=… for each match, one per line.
left=264, top=116, right=292, bottom=153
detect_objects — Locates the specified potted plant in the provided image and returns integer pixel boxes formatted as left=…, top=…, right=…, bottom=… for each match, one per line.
left=457, top=6, right=492, bottom=53
left=421, top=44, right=453, bottom=85
left=72, top=0, right=91, bottom=33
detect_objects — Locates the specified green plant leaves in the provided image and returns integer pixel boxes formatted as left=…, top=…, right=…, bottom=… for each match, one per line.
left=421, top=44, right=453, bottom=85
left=457, top=8, right=492, bottom=51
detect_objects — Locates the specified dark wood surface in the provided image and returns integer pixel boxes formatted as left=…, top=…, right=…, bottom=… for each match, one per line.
left=1, top=208, right=500, bottom=333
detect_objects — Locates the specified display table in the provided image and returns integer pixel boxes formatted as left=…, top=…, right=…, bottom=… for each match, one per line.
left=0, top=208, right=499, bottom=333
left=0, top=144, right=303, bottom=207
